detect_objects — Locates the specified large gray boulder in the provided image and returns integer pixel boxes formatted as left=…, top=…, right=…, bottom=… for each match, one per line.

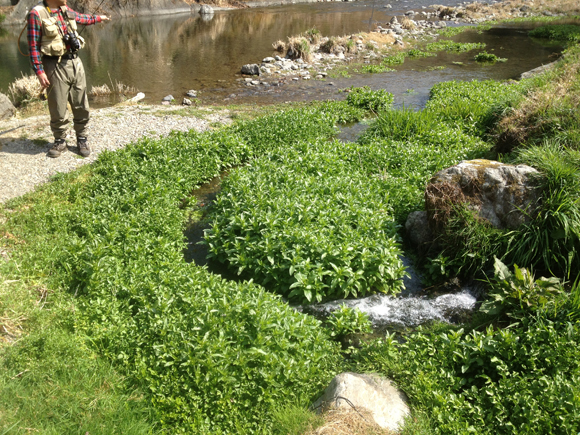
left=311, top=372, right=409, bottom=432
left=0, top=93, right=16, bottom=120
left=425, top=159, right=541, bottom=230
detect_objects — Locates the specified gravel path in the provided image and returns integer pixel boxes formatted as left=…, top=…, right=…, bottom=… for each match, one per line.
left=0, top=104, right=230, bottom=203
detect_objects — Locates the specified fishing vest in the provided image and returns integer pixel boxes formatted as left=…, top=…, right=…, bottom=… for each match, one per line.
left=31, top=3, right=84, bottom=57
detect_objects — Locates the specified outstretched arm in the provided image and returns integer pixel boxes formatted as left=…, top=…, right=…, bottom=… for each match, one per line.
left=72, top=8, right=111, bottom=25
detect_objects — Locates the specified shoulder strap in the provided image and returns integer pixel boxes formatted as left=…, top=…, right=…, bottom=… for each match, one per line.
left=61, top=5, right=76, bottom=20
left=32, top=3, right=50, bottom=20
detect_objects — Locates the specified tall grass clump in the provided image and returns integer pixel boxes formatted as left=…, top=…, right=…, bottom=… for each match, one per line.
left=425, top=79, right=525, bottom=136
left=8, top=73, right=43, bottom=107
left=504, top=141, right=580, bottom=277
left=494, top=43, right=580, bottom=151
left=286, top=37, right=312, bottom=61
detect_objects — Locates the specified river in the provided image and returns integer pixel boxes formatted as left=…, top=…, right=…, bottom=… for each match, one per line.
left=0, top=0, right=563, bottom=107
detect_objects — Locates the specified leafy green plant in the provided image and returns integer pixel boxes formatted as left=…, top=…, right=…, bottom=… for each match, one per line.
left=529, top=24, right=580, bottom=43
left=345, top=86, right=394, bottom=112
left=328, top=68, right=351, bottom=78
left=474, top=51, right=507, bottom=63
left=351, top=315, right=580, bottom=434
left=480, top=258, right=563, bottom=319
left=359, top=64, right=395, bottom=74
left=326, top=305, right=372, bottom=339
left=2, top=102, right=368, bottom=433
left=204, top=139, right=407, bottom=303
left=406, top=49, right=436, bottom=58
left=426, top=40, right=486, bottom=53
left=381, top=52, right=406, bottom=66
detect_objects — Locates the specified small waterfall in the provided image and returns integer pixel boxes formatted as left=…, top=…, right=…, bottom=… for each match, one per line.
left=301, top=257, right=480, bottom=329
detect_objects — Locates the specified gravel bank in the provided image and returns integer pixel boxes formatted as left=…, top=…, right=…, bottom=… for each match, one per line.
left=0, top=104, right=230, bottom=203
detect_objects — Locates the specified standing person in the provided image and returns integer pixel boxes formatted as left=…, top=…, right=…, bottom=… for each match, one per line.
left=27, top=0, right=110, bottom=158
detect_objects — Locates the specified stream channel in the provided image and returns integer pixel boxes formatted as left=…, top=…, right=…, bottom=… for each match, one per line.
left=0, top=0, right=566, bottom=330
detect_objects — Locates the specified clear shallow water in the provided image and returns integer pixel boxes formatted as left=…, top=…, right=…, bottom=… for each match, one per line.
left=0, top=1, right=563, bottom=107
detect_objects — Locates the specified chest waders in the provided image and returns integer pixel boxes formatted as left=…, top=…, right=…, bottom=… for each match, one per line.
left=34, top=4, right=90, bottom=142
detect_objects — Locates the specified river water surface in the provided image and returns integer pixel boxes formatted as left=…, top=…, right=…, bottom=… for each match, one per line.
left=0, top=0, right=563, bottom=107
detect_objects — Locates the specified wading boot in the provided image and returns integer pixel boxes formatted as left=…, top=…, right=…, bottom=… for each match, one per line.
left=77, top=137, right=90, bottom=157
left=47, top=138, right=67, bottom=158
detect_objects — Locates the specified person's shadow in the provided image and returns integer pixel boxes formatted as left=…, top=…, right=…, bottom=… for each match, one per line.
left=0, top=125, right=51, bottom=156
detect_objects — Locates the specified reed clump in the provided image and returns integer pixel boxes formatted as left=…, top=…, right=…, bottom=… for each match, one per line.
left=7, top=73, right=43, bottom=107
left=494, top=41, right=580, bottom=152
left=89, top=81, right=137, bottom=97
left=286, top=37, right=312, bottom=61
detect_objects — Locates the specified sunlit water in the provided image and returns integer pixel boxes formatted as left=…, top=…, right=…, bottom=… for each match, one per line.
left=299, top=256, right=481, bottom=329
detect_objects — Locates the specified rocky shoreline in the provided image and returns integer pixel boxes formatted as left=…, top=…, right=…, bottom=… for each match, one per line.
left=224, top=0, right=573, bottom=93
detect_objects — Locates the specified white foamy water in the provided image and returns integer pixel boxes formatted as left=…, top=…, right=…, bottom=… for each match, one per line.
left=313, top=289, right=477, bottom=327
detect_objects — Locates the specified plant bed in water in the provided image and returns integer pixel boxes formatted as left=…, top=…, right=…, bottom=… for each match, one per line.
left=2, top=42, right=580, bottom=435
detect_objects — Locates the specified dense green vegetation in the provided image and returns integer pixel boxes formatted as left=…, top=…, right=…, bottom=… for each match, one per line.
left=1, top=33, right=580, bottom=435
left=474, top=51, right=507, bottom=63
left=529, top=24, right=580, bottom=42
left=0, top=97, right=384, bottom=433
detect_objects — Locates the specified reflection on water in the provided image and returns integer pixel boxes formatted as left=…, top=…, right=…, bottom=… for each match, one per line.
left=0, top=0, right=563, bottom=107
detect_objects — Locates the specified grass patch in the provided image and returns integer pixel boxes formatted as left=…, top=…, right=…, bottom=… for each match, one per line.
left=426, top=40, right=486, bottom=53
left=529, top=24, right=580, bottom=43
left=494, top=43, right=580, bottom=150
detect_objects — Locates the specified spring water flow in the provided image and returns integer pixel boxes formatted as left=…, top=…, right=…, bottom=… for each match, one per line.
left=184, top=173, right=482, bottom=332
